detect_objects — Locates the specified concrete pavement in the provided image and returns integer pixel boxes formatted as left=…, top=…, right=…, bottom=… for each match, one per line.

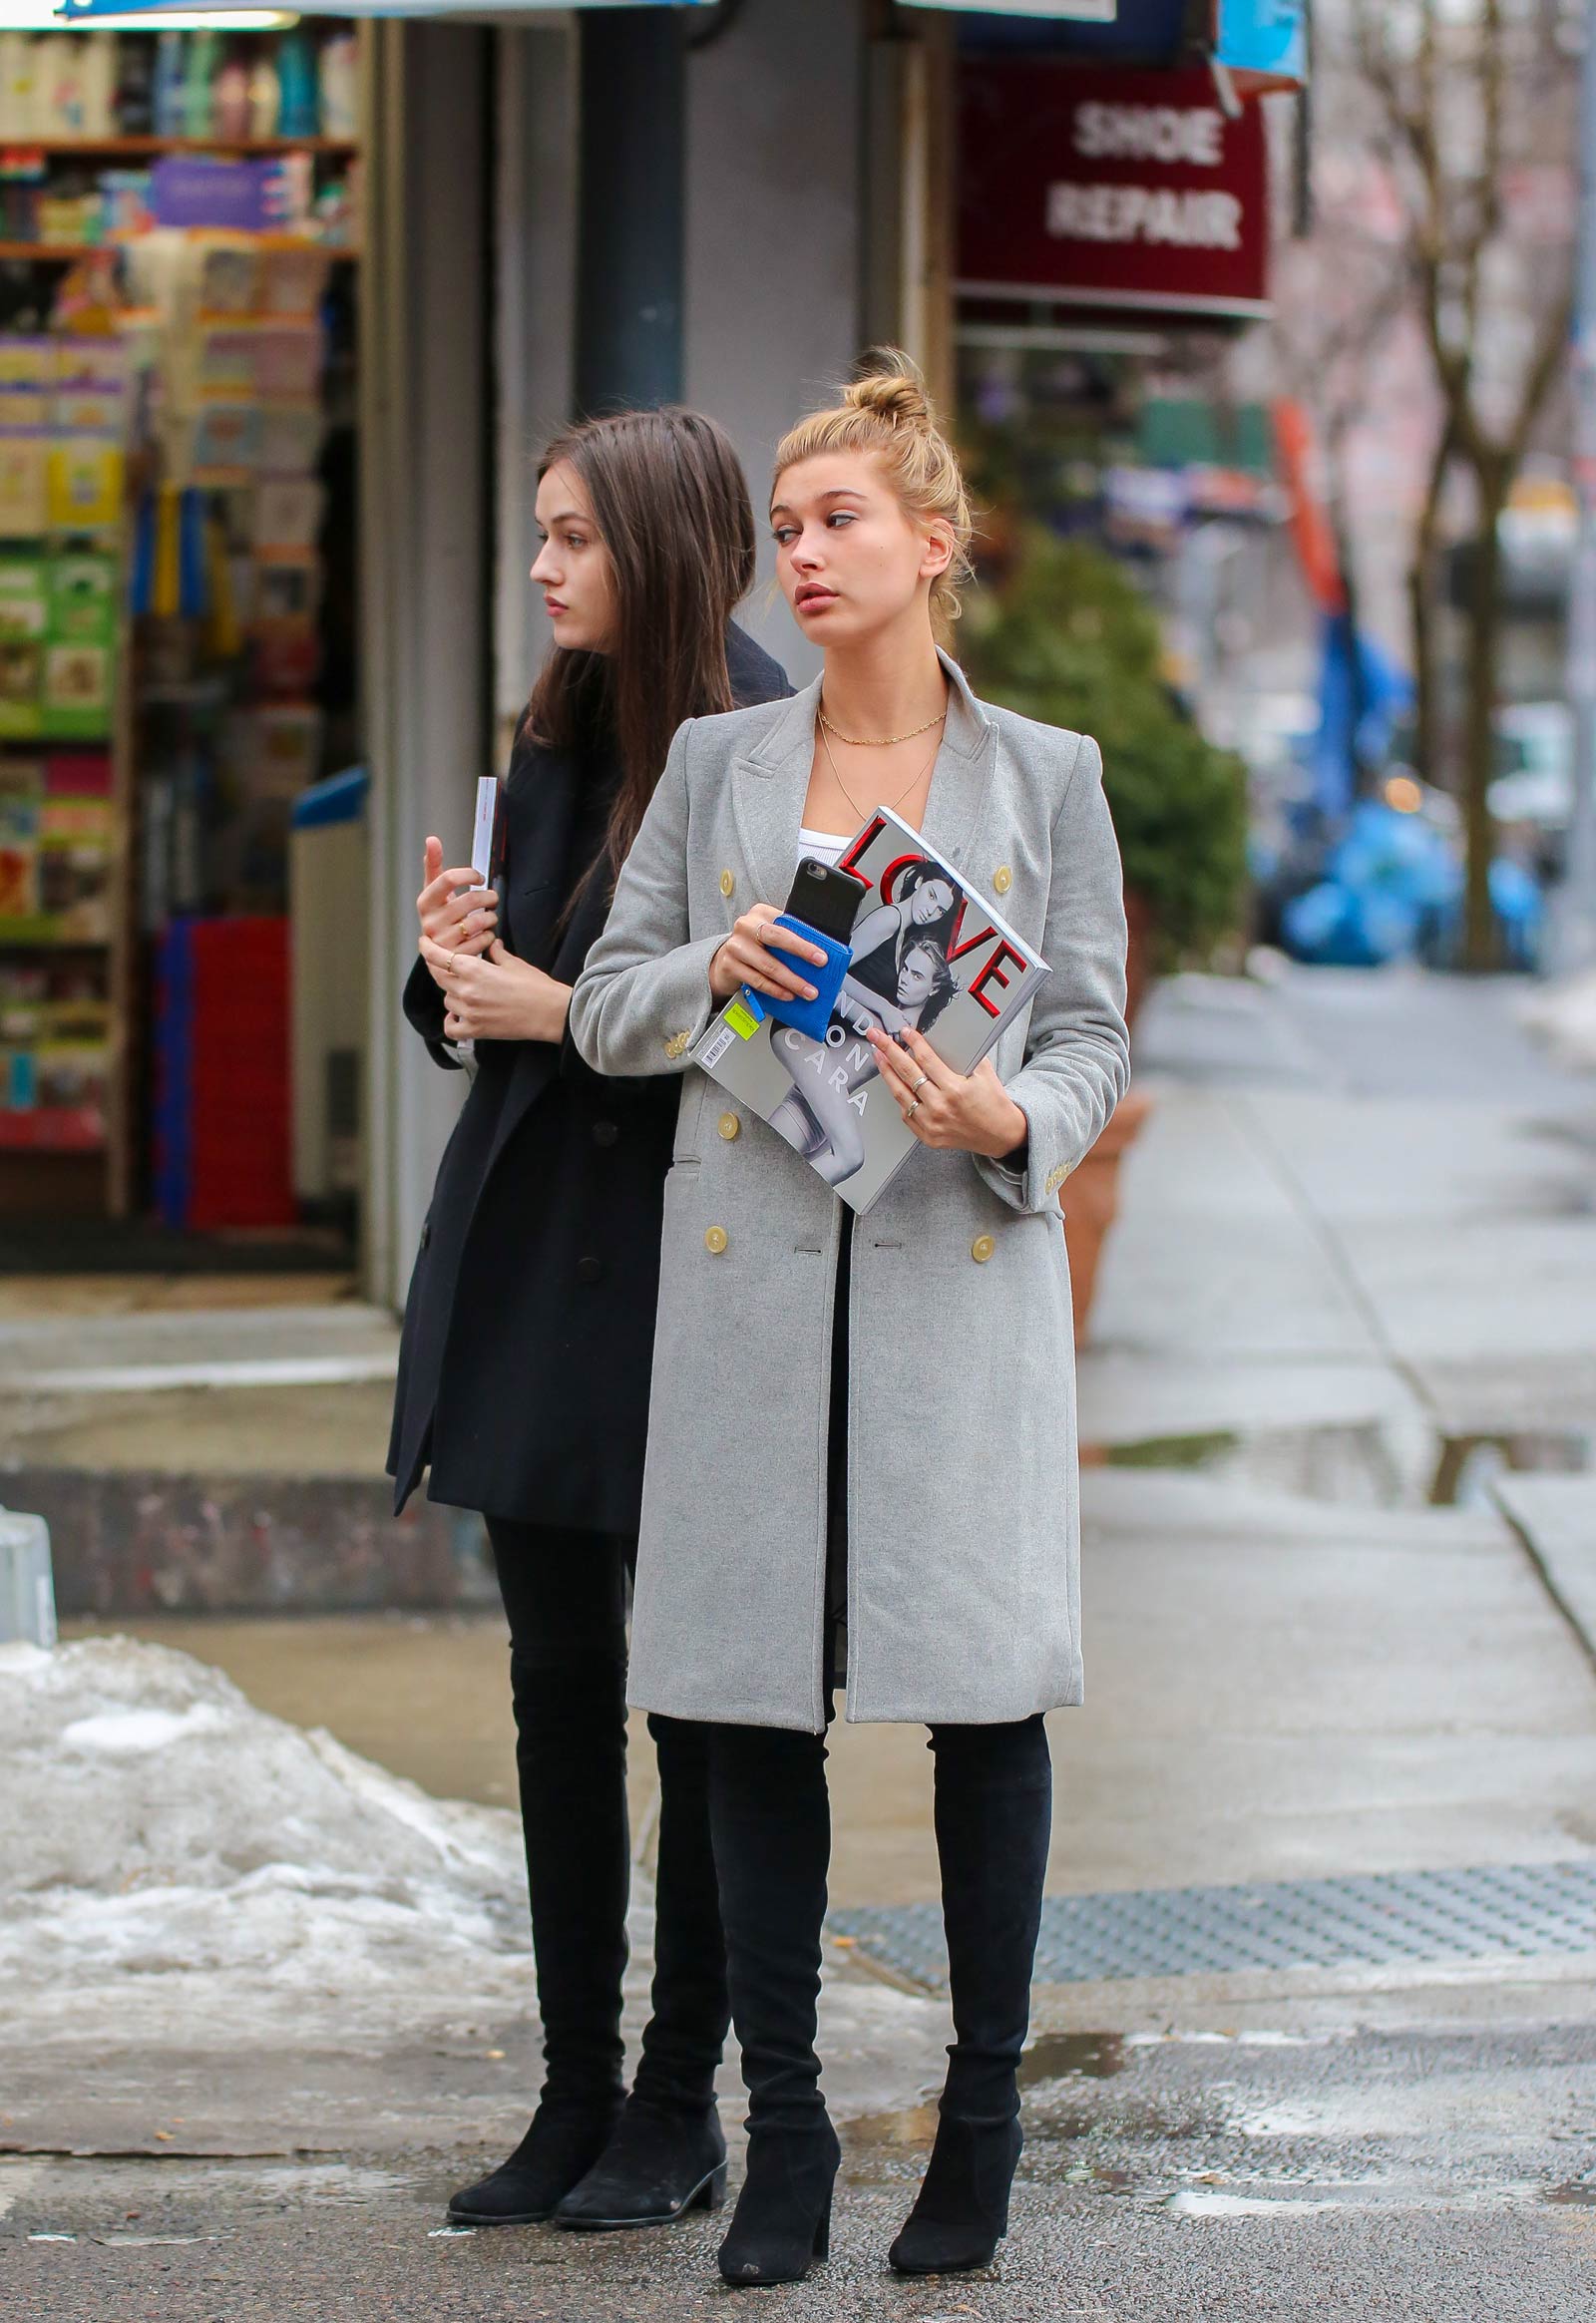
left=9, top=961, right=1596, bottom=2319
left=7, top=2025, right=1596, bottom=2321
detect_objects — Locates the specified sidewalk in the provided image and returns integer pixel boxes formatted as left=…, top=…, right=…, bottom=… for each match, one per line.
left=8, top=963, right=1596, bottom=2321
left=28, top=964, right=1596, bottom=1929
left=826, top=964, right=1596, bottom=1985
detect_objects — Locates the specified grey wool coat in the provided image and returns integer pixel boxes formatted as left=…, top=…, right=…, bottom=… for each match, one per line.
left=569, top=651, right=1130, bottom=1734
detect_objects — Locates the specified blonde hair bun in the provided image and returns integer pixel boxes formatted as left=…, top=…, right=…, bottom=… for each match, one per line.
left=774, top=348, right=974, bottom=634
left=843, top=351, right=935, bottom=432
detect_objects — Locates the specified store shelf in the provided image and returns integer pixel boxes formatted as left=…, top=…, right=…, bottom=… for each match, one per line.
left=0, top=239, right=360, bottom=262
left=0, top=735, right=114, bottom=749
left=0, top=140, right=360, bottom=159
left=0, top=935, right=114, bottom=952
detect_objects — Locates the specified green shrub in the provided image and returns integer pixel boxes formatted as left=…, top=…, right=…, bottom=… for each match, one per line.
left=961, top=534, right=1249, bottom=968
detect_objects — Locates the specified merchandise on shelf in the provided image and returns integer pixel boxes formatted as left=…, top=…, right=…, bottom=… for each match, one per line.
left=0, top=947, right=113, bottom=1152
left=0, top=754, right=115, bottom=945
left=0, top=25, right=353, bottom=149
left=0, top=33, right=117, bottom=146
left=0, top=548, right=121, bottom=740
left=0, top=21, right=361, bottom=1217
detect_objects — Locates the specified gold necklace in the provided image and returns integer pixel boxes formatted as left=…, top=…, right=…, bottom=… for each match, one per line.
left=818, top=697, right=947, bottom=748
left=818, top=715, right=944, bottom=827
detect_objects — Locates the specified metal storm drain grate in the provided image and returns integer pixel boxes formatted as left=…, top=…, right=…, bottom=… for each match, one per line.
left=829, top=1859, right=1596, bottom=1990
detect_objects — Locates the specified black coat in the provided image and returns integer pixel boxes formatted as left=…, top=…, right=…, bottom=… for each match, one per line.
left=387, top=624, right=792, bottom=1532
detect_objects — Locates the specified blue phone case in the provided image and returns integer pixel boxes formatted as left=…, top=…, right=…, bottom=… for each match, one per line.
left=743, top=914, right=853, bottom=1043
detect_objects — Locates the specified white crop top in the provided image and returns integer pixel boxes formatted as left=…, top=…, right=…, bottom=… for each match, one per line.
left=796, top=826, right=850, bottom=870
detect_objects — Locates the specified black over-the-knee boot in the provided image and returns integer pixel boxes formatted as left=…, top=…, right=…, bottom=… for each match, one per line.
left=889, top=1715, right=1052, bottom=2276
left=707, top=1722, right=839, bottom=2288
left=449, top=1529, right=630, bottom=2225
left=555, top=1713, right=731, bottom=2229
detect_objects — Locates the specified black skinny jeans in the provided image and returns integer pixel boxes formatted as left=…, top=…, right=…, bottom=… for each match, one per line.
left=488, top=1518, right=728, bottom=2118
left=702, top=1715, right=1052, bottom=2135
left=699, top=1211, right=1053, bottom=2138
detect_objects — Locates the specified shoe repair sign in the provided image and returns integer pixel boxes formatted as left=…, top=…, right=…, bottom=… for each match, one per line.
left=959, top=59, right=1271, bottom=320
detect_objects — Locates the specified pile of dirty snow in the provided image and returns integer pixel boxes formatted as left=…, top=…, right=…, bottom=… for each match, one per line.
left=0, top=1637, right=541, bottom=2046
left=1519, top=968, right=1596, bottom=1072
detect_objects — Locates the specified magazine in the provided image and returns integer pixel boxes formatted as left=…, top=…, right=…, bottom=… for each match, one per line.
left=693, top=806, right=1049, bottom=1215
left=452, top=776, right=505, bottom=1077
left=469, top=774, right=505, bottom=892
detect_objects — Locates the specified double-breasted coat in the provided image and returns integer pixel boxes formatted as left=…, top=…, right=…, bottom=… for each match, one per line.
left=569, top=652, right=1131, bottom=1731
left=387, top=624, right=791, bottom=1534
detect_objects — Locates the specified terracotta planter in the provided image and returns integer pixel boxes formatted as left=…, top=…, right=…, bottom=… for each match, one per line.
left=1062, top=1086, right=1155, bottom=1347
left=1123, top=885, right=1156, bottom=1030
left=1060, top=887, right=1157, bottom=1343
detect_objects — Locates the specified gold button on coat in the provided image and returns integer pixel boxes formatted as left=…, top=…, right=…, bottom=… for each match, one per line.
left=993, top=865, right=1012, bottom=896
left=971, top=1233, right=996, bottom=1264
left=717, top=1112, right=741, bottom=1141
left=704, top=1225, right=729, bottom=1255
left=719, top=868, right=735, bottom=898
left=664, top=1029, right=690, bottom=1059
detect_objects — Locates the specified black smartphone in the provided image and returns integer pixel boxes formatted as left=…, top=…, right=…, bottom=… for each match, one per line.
left=782, top=857, right=869, bottom=947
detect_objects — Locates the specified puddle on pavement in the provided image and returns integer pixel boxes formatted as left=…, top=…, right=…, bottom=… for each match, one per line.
left=1093, top=1422, right=1419, bottom=1506
left=846, top=2036, right=1131, bottom=2163
left=1097, top=1431, right=1240, bottom=1471
left=1085, top=1420, right=1594, bottom=1512
left=1167, top=2185, right=1342, bottom=2219
left=843, top=2102, right=941, bottom=2150
left=1429, top=1430, right=1595, bottom=1508
left=1543, top=2178, right=1596, bottom=2206
left=93, top=2160, right=428, bottom=2213
left=1018, top=2031, right=1126, bottom=2086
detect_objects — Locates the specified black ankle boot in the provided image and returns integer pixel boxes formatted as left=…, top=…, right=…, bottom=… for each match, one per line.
left=554, top=2098, right=727, bottom=2230
left=702, top=1722, right=838, bottom=2287
left=887, top=1718, right=1051, bottom=2275
left=448, top=2103, right=622, bottom=2225
left=717, top=2123, right=840, bottom=2287
left=888, top=2114, right=1021, bottom=2274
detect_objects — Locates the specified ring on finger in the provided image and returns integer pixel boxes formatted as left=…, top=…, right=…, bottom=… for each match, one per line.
left=909, top=1071, right=930, bottom=1096
left=906, top=1097, right=922, bottom=1122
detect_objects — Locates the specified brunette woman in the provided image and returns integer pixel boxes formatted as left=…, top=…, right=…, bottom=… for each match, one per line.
left=845, top=862, right=958, bottom=1002
left=388, top=409, right=790, bottom=2232
left=571, top=357, right=1129, bottom=2286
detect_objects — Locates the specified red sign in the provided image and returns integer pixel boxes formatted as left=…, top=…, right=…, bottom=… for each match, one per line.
left=959, top=60, right=1271, bottom=318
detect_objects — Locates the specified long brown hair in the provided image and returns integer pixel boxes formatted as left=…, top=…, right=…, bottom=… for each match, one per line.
left=522, top=406, right=757, bottom=890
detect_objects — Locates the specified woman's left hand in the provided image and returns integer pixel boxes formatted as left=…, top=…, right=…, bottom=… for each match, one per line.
left=867, top=1025, right=1027, bottom=1160
left=426, top=937, right=573, bottom=1045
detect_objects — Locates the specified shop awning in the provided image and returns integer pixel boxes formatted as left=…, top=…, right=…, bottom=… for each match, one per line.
left=902, top=4, right=1122, bottom=18
left=55, top=2, right=712, bottom=20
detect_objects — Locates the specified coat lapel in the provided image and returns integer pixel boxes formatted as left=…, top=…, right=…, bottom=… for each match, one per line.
left=731, top=673, right=821, bottom=909
left=918, top=649, right=998, bottom=870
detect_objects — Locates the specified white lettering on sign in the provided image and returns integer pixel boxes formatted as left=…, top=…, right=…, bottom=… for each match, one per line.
left=1072, top=101, right=1225, bottom=169
left=1046, top=183, right=1244, bottom=250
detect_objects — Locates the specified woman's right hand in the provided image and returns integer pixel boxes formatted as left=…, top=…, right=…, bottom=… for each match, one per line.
left=708, top=904, right=828, bottom=1005
left=417, top=837, right=499, bottom=992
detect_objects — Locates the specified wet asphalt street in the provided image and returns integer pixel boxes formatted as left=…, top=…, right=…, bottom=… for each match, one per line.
left=6, top=2022, right=1596, bottom=2322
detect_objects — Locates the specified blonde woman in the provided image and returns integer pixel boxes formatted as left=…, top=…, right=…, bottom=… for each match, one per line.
left=571, top=356, right=1129, bottom=2285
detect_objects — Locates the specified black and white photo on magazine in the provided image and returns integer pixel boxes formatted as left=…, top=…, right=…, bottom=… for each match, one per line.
left=694, top=808, right=1049, bottom=1214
